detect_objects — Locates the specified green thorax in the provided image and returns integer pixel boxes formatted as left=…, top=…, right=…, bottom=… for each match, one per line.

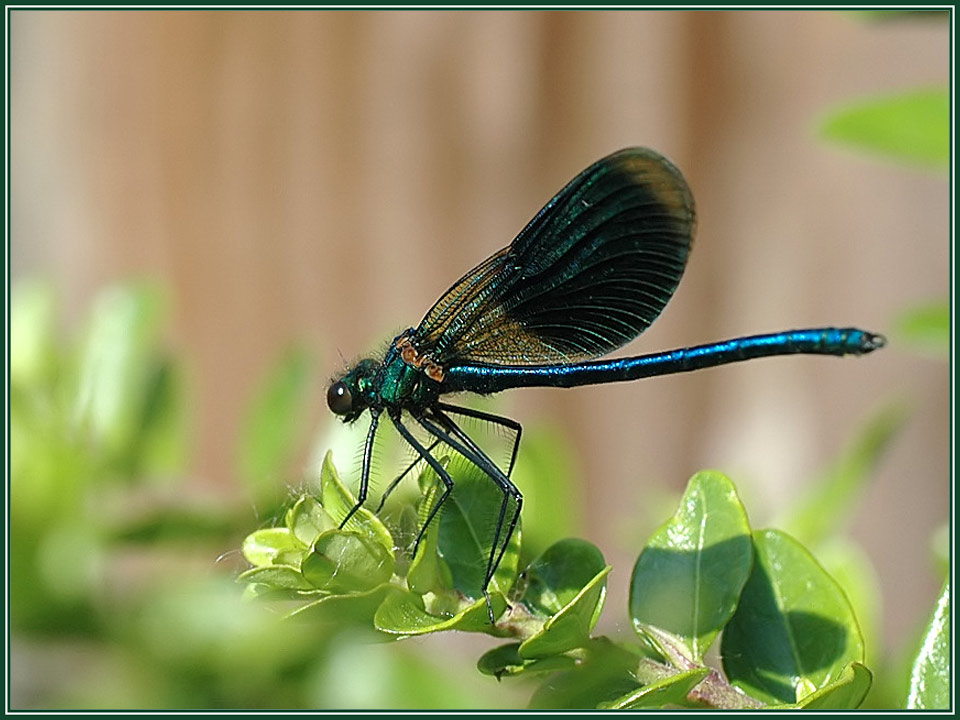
left=374, top=339, right=442, bottom=411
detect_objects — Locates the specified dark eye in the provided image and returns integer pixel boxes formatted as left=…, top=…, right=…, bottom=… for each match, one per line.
left=326, top=381, right=353, bottom=415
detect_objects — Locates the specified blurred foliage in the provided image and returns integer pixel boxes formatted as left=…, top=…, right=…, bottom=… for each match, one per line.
left=11, top=279, right=189, bottom=637
left=820, top=15, right=947, bottom=169
left=777, top=401, right=906, bottom=546
left=893, top=300, right=950, bottom=358
left=851, top=9, right=951, bottom=22
left=237, top=345, right=316, bottom=511
left=819, top=87, right=949, bottom=168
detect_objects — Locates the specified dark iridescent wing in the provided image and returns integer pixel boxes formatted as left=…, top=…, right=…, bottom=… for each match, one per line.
left=415, top=147, right=696, bottom=367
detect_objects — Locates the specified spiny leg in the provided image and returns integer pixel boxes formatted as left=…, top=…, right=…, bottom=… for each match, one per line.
left=417, top=410, right=522, bottom=623
left=339, top=409, right=381, bottom=528
left=437, top=402, right=523, bottom=478
left=389, top=413, right=454, bottom=561
left=427, top=409, right=523, bottom=596
left=374, top=438, right=442, bottom=513
left=431, top=404, right=525, bottom=578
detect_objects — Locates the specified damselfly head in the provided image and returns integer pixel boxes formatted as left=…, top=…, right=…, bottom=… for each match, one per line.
left=327, top=358, right=379, bottom=421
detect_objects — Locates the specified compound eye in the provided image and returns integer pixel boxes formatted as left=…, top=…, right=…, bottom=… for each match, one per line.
left=326, top=381, right=353, bottom=415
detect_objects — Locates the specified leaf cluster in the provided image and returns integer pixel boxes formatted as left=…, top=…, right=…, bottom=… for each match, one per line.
left=240, top=456, right=942, bottom=709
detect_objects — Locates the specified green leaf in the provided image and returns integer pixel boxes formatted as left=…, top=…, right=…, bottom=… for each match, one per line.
left=237, top=565, right=315, bottom=591
left=894, top=300, right=949, bottom=357
left=373, top=590, right=508, bottom=636
left=476, top=643, right=577, bottom=679
left=781, top=662, right=873, bottom=709
left=906, top=582, right=950, bottom=709
left=820, top=87, right=949, bottom=167
left=317, top=451, right=395, bottom=555
left=629, top=470, right=752, bottom=662
left=238, top=346, right=315, bottom=502
left=436, top=462, right=521, bottom=599
left=521, top=538, right=607, bottom=616
left=300, top=530, right=394, bottom=593
left=519, top=565, right=611, bottom=659
left=597, top=667, right=710, bottom=710
left=528, top=638, right=642, bottom=710
left=778, top=402, right=906, bottom=545
left=285, top=496, right=336, bottom=547
left=721, top=529, right=865, bottom=705
left=241, top=527, right=304, bottom=567
left=406, top=463, right=454, bottom=596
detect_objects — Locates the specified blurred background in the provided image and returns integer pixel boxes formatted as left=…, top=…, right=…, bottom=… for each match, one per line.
left=10, top=9, right=950, bottom=709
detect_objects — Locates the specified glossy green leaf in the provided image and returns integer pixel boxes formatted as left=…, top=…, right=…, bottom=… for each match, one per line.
left=528, top=638, right=642, bottom=710
left=519, top=565, right=610, bottom=659
left=300, top=530, right=394, bottom=593
left=782, top=662, right=873, bottom=709
left=238, top=346, right=315, bottom=502
left=476, top=643, right=577, bottom=679
left=521, top=538, right=607, bottom=616
left=820, top=87, right=948, bottom=167
left=373, top=589, right=508, bottom=636
left=237, top=565, right=315, bottom=591
left=894, top=300, right=949, bottom=357
left=436, top=462, right=521, bottom=599
left=778, top=402, right=906, bottom=544
left=318, top=452, right=395, bottom=554
left=597, top=667, right=710, bottom=709
left=630, top=470, right=752, bottom=662
left=285, top=496, right=336, bottom=547
left=721, top=529, right=865, bottom=705
left=906, top=582, right=950, bottom=709
left=242, top=527, right=304, bottom=567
